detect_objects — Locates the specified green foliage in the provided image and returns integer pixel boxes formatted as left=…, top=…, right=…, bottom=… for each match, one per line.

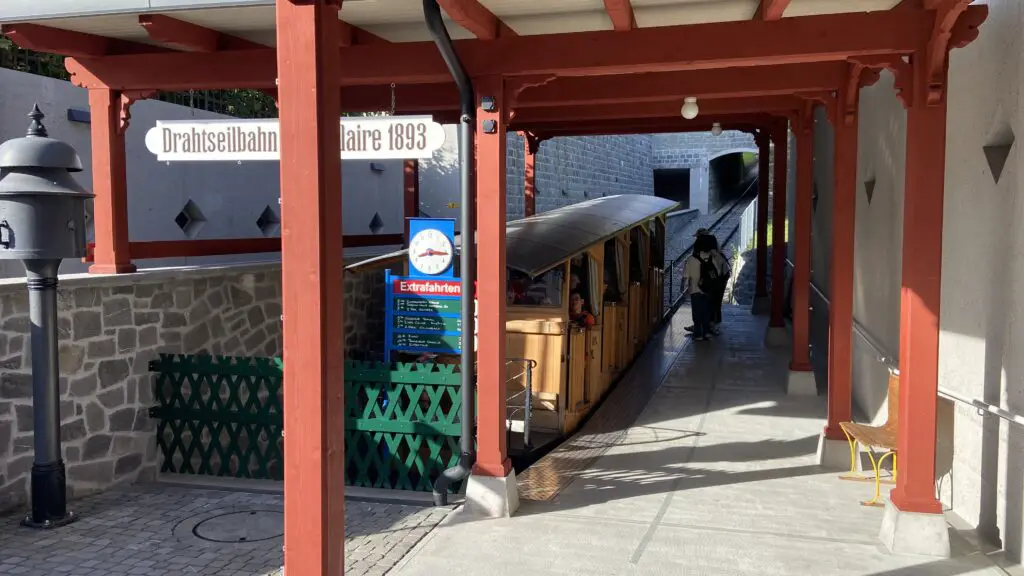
left=0, top=37, right=69, bottom=80
left=0, top=42, right=383, bottom=120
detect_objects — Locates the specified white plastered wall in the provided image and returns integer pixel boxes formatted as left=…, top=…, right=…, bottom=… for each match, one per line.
left=813, top=0, right=1024, bottom=561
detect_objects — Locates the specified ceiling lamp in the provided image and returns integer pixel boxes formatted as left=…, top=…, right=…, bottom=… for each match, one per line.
left=711, top=122, right=723, bottom=136
left=680, top=97, right=699, bottom=120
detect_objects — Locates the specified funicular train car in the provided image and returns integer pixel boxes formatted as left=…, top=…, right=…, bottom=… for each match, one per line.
left=347, top=195, right=677, bottom=446
left=501, top=195, right=675, bottom=437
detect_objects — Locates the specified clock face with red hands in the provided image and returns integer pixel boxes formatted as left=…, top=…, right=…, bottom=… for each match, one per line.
left=409, top=228, right=454, bottom=276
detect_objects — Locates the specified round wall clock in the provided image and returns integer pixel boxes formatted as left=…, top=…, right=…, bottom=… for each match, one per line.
left=409, top=228, right=454, bottom=276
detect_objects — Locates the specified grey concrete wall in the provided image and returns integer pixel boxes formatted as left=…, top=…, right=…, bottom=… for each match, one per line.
left=0, top=68, right=407, bottom=277
left=0, top=261, right=386, bottom=513
left=808, top=0, right=1024, bottom=561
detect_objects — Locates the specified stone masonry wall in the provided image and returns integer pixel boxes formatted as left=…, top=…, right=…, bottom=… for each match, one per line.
left=0, top=260, right=386, bottom=513
left=651, top=130, right=757, bottom=170
left=505, top=133, right=655, bottom=220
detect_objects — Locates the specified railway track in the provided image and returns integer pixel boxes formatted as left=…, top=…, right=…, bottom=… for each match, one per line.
left=663, top=178, right=758, bottom=314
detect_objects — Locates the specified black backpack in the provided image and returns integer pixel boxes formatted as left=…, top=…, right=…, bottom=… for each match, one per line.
left=698, top=255, right=719, bottom=292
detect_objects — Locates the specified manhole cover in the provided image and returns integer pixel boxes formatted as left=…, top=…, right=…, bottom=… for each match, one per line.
left=193, top=510, right=284, bottom=543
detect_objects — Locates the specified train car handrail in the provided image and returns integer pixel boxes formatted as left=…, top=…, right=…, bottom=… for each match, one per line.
left=505, top=357, right=537, bottom=448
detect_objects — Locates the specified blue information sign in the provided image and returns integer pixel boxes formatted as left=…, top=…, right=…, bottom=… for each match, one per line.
left=385, top=218, right=468, bottom=358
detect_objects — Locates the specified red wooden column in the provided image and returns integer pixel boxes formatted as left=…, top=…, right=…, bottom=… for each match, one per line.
left=754, top=130, right=770, bottom=300
left=824, top=83, right=858, bottom=439
left=474, top=75, right=512, bottom=478
left=87, top=89, right=135, bottom=274
left=789, top=105, right=815, bottom=372
left=276, top=1, right=345, bottom=574
left=404, top=160, right=420, bottom=241
left=769, top=119, right=789, bottom=328
left=889, top=54, right=946, bottom=516
left=522, top=133, right=539, bottom=217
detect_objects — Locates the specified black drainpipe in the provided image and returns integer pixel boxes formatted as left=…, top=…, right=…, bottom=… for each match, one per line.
left=423, top=0, right=477, bottom=506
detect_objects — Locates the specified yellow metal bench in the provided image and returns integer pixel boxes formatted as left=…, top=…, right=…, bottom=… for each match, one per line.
left=838, top=369, right=899, bottom=507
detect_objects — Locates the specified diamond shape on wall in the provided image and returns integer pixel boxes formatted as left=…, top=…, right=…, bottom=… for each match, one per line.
left=369, top=212, right=384, bottom=235
left=864, top=178, right=877, bottom=205
left=984, top=124, right=1015, bottom=185
left=256, top=205, right=281, bottom=237
left=174, top=199, right=207, bottom=239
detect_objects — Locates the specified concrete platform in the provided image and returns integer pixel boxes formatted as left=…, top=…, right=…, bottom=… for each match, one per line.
left=391, top=306, right=1007, bottom=576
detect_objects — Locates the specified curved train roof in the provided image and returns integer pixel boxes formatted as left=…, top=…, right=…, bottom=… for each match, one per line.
left=348, top=194, right=678, bottom=277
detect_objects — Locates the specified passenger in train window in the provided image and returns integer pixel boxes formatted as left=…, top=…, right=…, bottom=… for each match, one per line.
left=569, top=291, right=596, bottom=328
left=507, top=272, right=530, bottom=305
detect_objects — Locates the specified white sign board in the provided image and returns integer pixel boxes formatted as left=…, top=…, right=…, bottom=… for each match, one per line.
left=144, top=116, right=446, bottom=162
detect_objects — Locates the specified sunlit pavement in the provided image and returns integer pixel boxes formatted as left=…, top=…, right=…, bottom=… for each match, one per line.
left=391, top=307, right=1008, bottom=576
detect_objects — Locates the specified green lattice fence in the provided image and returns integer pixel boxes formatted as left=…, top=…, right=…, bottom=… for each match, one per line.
left=149, top=354, right=466, bottom=492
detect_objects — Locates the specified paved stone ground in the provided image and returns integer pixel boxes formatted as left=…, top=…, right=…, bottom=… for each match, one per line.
left=0, top=484, right=450, bottom=576
left=390, top=307, right=1009, bottom=576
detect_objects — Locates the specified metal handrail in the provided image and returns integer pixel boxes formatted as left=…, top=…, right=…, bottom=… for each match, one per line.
left=505, top=358, right=536, bottom=448
left=798, top=266, right=1024, bottom=427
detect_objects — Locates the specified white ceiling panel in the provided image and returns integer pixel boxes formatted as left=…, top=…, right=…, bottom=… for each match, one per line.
left=504, top=11, right=614, bottom=36
left=31, top=14, right=152, bottom=42
left=361, top=21, right=476, bottom=43
left=481, top=0, right=609, bottom=17
left=2, top=0, right=912, bottom=46
left=633, top=0, right=760, bottom=27
left=784, top=0, right=903, bottom=18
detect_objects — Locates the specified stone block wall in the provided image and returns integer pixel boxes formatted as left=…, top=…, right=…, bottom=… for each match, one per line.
left=0, top=260, right=386, bottom=513
left=652, top=130, right=757, bottom=169
left=506, top=132, right=655, bottom=220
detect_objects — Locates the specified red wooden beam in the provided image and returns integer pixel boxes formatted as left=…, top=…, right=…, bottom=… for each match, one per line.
left=67, top=50, right=278, bottom=90
left=331, top=9, right=937, bottom=84
left=510, top=95, right=809, bottom=126
left=533, top=115, right=772, bottom=138
left=276, top=0, right=346, bottom=573
left=341, top=63, right=847, bottom=113
left=755, top=0, right=793, bottom=20
left=1, top=23, right=165, bottom=57
left=603, top=0, right=636, bottom=31
left=512, top=62, right=848, bottom=108
left=437, top=0, right=515, bottom=40
left=138, top=14, right=266, bottom=51
left=338, top=21, right=389, bottom=46
left=63, top=8, right=948, bottom=90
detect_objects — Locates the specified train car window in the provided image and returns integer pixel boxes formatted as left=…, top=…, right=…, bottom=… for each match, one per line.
left=629, top=227, right=648, bottom=283
left=507, top=267, right=563, bottom=307
left=603, top=240, right=622, bottom=303
left=588, top=257, right=602, bottom=315
left=649, top=220, right=665, bottom=269
left=615, top=239, right=628, bottom=294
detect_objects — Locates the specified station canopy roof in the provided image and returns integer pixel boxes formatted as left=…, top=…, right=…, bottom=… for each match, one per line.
left=349, top=194, right=678, bottom=278
left=0, top=0, right=904, bottom=45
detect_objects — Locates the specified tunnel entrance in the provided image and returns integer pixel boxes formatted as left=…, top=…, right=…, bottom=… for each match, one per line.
left=709, top=151, right=757, bottom=212
left=653, top=168, right=691, bottom=209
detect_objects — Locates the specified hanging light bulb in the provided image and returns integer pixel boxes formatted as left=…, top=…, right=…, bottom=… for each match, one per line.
left=680, top=96, right=699, bottom=120
left=711, top=122, right=723, bottom=136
